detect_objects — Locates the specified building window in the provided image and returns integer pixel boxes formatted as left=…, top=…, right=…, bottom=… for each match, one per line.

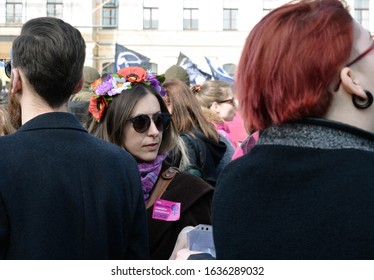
left=223, top=8, right=238, bottom=30
left=143, top=7, right=159, bottom=30
left=183, top=8, right=198, bottom=30
left=355, top=0, right=369, bottom=29
left=263, top=0, right=279, bottom=16
left=102, top=0, right=118, bottom=28
left=149, top=62, right=158, bottom=74
left=223, top=0, right=238, bottom=30
left=6, top=0, right=22, bottom=24
left=47, top=0, right=63, bottom=18
left=183, top=0, right=199, bottom=30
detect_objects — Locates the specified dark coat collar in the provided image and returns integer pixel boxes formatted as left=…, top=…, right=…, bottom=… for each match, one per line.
left=258, top=118, right=374, bottom=152
left=17, top=112, right=87, bottom=133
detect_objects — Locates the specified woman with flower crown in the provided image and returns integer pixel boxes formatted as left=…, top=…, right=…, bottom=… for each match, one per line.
left=87, top=66, right=213, bottom=260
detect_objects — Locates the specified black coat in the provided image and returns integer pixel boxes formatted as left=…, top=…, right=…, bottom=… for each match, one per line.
left=147, top=163, right=213, bottom=259
left=167, top=127, right=226, bottom=187
left=213, top=119, right=374, bottom=260
left=0, top=112, right=149, bottom=259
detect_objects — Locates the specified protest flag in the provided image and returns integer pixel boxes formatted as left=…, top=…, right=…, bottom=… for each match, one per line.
left=114, top=43, right=150, bottom=71
left=205, top=56, right=234, bottom=83
left=177, top=52, right=211, bottom=86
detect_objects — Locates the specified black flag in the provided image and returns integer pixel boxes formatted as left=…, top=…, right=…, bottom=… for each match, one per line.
left=115, top=43, right=150, bottom=71
left=177, top=52, right=211, bottom=86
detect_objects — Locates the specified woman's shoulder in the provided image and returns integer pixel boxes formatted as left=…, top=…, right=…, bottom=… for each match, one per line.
left=180, top=132, right=199, bottom=145
left=166, top=170, right=213, bottom=199
left=180, top=132, right=208, bottom=157
left=156, top=166, right=213, bottom=215
left=175, top=171, right=213, bottom=188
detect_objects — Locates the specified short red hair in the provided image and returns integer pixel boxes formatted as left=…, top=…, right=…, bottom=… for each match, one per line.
left=237, top=0, right=353, bottom=131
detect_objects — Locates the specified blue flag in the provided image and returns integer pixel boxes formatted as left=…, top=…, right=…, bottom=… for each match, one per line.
left=205, top=56, right=234, bottom=83
left=177, top=52, right=211, bottom=86
left=115, top=43, right=150, bottom=71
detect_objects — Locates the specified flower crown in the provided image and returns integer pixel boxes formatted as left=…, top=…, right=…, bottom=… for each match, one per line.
left=89, top=66, right=165, bottom=122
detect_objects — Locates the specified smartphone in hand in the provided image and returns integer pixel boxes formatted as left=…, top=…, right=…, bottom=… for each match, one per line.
left=187, top=224, right=216, bottom=258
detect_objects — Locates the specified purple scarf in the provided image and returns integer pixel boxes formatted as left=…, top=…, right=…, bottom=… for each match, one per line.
left=137, top=154, right=167, bottom=202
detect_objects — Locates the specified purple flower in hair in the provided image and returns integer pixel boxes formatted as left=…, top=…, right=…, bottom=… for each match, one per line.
left=147, top=73, right=166, bottom=97
left=95, top=75, right=114, bottom=95
left=89, top=67, right=167, bottom=123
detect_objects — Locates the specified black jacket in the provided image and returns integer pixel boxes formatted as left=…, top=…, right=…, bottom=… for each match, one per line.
left=213, top=118, right=374, bottom=259
left=0, top=112, right=149, bottom=259
left=168, top=127, right=226, bottom=187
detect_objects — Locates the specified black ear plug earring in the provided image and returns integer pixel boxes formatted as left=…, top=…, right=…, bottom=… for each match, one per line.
left=352, top=90, right=373, bottom=109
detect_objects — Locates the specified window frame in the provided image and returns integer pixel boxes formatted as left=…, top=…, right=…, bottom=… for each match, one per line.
left=6, top=0, right=23, bottom=24
left=46, top=0, right=63, bottom=18
left=263, top=0, right=279, bottom=16
left=354, top=0, right=370, bottom=29
left=143, top=7, right=159, bottom=30
left=102, top=0, right=119, bottom=29
left=223, top=8, right=238, bottom=31
left=183, top=7, right=199, bottom=30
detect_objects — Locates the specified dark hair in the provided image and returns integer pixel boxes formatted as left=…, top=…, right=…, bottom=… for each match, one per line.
left=12, top=17, right=86, bottom=108
left=88, top=83, right=176, bottom=154
left=237, top=0, right=353, bottom=131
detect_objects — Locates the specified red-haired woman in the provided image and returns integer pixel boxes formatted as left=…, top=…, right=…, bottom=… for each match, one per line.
left=212, top=0, right=374, bottom=259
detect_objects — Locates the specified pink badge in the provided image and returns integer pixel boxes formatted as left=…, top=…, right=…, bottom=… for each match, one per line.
left=152, top=199, right=181, bottom=221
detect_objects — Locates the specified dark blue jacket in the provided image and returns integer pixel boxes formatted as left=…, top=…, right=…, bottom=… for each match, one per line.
left=213, top=119, right=374, bottom=259
left=0, top=112, right=149, bottom=259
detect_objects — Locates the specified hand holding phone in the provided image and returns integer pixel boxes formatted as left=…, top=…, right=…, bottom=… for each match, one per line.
left=187, top=224, right=216, bottom=258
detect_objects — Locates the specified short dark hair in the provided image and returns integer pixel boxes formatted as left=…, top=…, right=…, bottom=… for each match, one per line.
left=12, top=17, right=86, bottom=108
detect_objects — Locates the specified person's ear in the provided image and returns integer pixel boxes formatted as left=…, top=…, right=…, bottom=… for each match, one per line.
left=73, top=77, right=84, bottom=94
left=210, top=101, right=220, bottom=112
left=340, top=67, right=367, bottom=99
left=10, top=68, right=22, bottom=94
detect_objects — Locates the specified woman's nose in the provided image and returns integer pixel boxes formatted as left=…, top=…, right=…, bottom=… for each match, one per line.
left=147, top=119, right=160, bottom=136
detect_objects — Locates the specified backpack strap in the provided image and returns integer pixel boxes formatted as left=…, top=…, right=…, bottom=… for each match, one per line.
left=146, top=167, right=179, bottom=209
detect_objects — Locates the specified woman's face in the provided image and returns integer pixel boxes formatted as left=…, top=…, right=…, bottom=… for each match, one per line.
left=122, top=93, right=163, bottom=162
left=214, top=88, right=237, bottom=122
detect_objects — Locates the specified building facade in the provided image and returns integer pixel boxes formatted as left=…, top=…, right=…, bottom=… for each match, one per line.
left=0, top=0, right=373, bottom=81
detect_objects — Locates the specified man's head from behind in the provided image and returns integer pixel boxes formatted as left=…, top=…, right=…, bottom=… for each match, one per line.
left=11, top=17, right=86, bottom=108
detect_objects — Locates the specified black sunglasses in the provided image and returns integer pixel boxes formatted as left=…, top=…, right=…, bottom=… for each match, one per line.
left=4, top=60, right=11, bottom=78
left=218, top=98, right=236, bottom=107
left=127, top=112, right=172, bottom=133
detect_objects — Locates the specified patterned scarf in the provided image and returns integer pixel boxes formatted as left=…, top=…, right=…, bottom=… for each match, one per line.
left=137, top=153, right=167, bottom=203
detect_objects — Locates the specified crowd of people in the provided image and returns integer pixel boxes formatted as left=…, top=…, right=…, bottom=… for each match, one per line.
left=1, top=0, right=374, bottom=260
